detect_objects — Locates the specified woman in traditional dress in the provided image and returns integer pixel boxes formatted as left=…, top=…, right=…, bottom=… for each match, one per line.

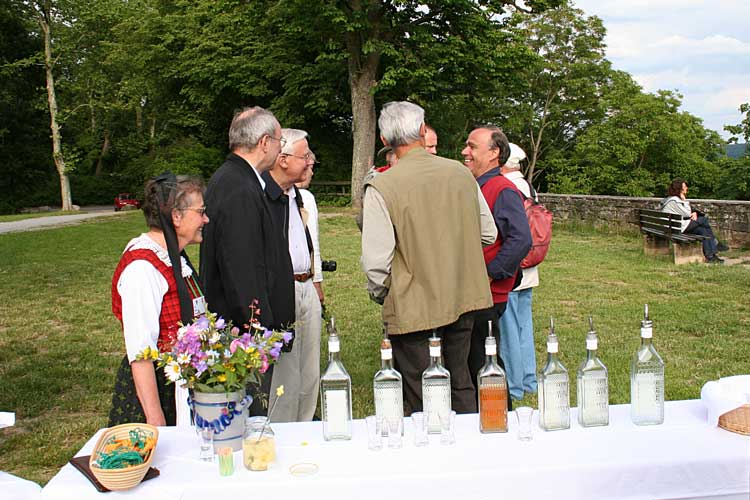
left=108, top=173, right=208, bottom=426
left=660, top=178, right=728, bottom=263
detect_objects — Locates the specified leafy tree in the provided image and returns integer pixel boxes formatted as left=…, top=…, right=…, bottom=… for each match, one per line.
left=549, top=72, right=723, bottom=197
left=15, top=0, right=77, bottom=210
left=0, top=0, right=54, bottom=213
left=171, top=0, right=561, bottom=207
left=724, top=102, right=750, bottom=146
left=501, top=1, right=611, bottom=184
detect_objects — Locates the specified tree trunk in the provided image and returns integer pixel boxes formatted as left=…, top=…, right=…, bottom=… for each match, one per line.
left=39, top=5, right=73, bottom=211
left=136, top=105, right=143, bottom=134
left=349, top=64, right=378, bottom=210
left=95, top=129, right=110, bottom=177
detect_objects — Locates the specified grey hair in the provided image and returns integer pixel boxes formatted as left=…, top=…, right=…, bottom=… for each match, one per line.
left=281, top=128, right=309, bottom=155
left=378, top=101, right=424, bottom=147
left=228, top=106, right=279, bottom=151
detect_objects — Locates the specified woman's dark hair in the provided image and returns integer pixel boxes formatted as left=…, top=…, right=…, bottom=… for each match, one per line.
left=142, top=175, right=205, bottom=229
left=667, top=178, right=687, bottom=197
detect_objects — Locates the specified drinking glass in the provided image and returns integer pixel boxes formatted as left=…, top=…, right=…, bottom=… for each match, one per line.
left=411, top=412, right=429, bottom=447
left=386, top=417, right=403, bottom=449
left=516, top=407, right=534, bottom=441
left=365, top=415, right=383, bottom=451
left=199, top=427, right=215, bottom=461
left=439, top=410, right=456, bottom=445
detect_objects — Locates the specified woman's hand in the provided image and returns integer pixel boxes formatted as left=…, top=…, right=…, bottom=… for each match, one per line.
left=691, top=212, right=698, bottom=220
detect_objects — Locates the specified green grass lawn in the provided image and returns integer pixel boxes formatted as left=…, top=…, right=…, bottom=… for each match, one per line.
left=0, top=212, right=748, bottom=485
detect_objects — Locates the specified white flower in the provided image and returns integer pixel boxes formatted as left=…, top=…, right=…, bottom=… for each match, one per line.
left=177, top=353, right=191, bottom=365
left=209, top=332, right=220, bottom=344
left=165, top=361, right=182, bottom=383
left=205, top=350, right=219, bottom=367
left=177, top=325, right=188, bottom=340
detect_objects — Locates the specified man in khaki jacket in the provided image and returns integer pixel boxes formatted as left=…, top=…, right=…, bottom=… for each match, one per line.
left=361, top=101, right=496, bottom=415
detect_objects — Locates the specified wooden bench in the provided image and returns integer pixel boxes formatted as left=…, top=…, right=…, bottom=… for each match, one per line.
left=638, top=209, right=709, bottom=265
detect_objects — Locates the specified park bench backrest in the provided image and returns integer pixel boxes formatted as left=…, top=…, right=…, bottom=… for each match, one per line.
left=639, top=209, right=685, bottom=236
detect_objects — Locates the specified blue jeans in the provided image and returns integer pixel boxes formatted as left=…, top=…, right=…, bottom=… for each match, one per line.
left=685, top=215, right=718, bottom=258
left=499, top=288, right=537, bottom=400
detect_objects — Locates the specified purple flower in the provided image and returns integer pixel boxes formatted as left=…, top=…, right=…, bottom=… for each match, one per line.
left=215, top=317, right=226, bottom=329
left=193, top=360, right=208, bottom=376
left=195, top=315, right=210, bottom=330
left=282, top=331, right=293, bottom=343
left=270, top=346, right=281, bottom=359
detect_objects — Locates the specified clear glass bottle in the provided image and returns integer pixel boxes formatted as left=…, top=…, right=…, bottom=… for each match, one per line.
left=538, top=318, right=570, bottom=431
left=576, top=316, right=609, bottom=427
left=421, top=332, right=451, bottom=434
left=373, top=326, right=403, bottom=435
left=320, top=317, right=352, bottom=440
left=630, top=304, right=665, bottom=425
left=478, top=320, right=508, bottom=433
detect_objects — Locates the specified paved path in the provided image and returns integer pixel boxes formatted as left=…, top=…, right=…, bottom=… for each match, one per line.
left=0, top=206, right=133, bottom=234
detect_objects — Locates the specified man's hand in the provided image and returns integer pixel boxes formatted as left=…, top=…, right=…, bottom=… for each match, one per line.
left=691, top=212, right=698, bottom=220
left=313, top=281, right=325, bottom=304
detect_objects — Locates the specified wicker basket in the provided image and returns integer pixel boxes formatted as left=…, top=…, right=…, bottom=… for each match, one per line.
left=89, top=423, right=159, bottom=491
left=718, top=404, right=750, bottom=436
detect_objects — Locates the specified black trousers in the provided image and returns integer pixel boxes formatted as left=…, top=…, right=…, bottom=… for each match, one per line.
left=390, top=311, right=476, bottom=416
left=469, top=303, right=512, bottom=411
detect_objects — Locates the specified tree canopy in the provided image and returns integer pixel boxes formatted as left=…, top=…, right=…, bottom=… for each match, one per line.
left=0, top=0, right=744, bottom=213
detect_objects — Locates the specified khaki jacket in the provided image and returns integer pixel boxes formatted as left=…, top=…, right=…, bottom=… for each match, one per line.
left=365, top=147, right=492, bottom=334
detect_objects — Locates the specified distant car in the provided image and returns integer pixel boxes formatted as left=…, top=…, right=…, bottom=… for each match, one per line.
left=114, top=193, right=141, bottom=211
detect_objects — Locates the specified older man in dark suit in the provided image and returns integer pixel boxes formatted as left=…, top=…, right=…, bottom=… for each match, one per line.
left=200, top=106, right=295, bottom=415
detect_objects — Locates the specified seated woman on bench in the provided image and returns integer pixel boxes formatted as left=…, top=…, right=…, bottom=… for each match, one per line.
left=660, top=178, right=728, bottom=263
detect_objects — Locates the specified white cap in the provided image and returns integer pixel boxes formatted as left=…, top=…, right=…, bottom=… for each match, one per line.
left=505, top=143, right=527, bottom=170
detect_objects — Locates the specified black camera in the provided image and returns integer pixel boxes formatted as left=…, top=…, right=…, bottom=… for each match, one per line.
left=321, top=260, right=337, bottom=272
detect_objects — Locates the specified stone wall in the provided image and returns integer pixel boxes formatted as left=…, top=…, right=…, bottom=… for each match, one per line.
left=537, top=193, right=750, bottom=248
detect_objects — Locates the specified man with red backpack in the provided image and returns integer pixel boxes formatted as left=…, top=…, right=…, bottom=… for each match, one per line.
left=500, top=143, right=542, bottom=401
left=462, top=127, right=532, bottom=401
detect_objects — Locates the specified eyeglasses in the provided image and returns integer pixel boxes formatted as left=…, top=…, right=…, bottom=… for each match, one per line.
left=182, top=206, right=207, bottom=216
left=283, top=152, right=315, bottom=161
left=266, top=135, right=287, bottom=147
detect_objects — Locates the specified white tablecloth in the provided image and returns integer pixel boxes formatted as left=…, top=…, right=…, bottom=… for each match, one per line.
left=1, top=471, right=41, bottom=500
left=41, top=400, right=749, bottom=500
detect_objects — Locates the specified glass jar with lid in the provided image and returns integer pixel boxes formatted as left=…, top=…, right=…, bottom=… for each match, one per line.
left=242, top=416, right=276, bottom=471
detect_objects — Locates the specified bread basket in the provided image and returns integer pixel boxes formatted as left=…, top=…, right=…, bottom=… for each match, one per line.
left=89, top=423, right=158, bottom=491
left=718, top=404, right=750, bottom=435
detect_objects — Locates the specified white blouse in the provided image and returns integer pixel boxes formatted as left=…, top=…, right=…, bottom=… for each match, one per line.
left=117, top=234, right=192, bottom=362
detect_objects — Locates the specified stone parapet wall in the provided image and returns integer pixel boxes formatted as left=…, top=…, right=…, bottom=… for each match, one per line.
left=538, top=193, right=750, bottom=247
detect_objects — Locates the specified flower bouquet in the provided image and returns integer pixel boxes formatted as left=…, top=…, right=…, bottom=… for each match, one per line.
left=138, top=304, right=291, bottom=450
left=139, top=303, right=292, bottom=394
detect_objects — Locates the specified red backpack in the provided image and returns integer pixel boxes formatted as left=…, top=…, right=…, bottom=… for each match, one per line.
left=520, top=185, right=553, bottom=269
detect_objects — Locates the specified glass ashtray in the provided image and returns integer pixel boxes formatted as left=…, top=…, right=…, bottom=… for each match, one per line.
left=289, top=462, right=319, bottom=477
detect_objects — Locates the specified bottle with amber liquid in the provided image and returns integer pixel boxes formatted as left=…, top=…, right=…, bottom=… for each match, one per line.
left=477, top=321, right=508, bottom=433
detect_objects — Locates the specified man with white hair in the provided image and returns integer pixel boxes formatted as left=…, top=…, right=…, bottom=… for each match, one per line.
left=201, top=106, right=294, bottom=416
left=361, top=101, right=497, bottom=415
left=263, top=129, right=321, bottom=422
left=499, top=143, right=539, bottom=401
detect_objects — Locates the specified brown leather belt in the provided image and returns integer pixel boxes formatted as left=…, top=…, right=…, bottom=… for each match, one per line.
left=294, top=271, right=313, bottom=282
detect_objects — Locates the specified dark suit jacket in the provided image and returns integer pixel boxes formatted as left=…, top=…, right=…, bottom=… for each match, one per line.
left=200, top=153, right=295, bottom=331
